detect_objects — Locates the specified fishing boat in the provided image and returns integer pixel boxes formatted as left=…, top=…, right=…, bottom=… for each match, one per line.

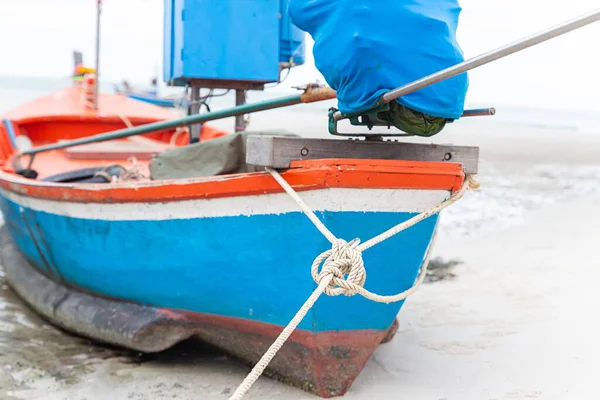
left=0, top=85, right=224, bottom=161
left=0, top=76, right=478, bottom=397
left=0, top=3, right=596, bottom=398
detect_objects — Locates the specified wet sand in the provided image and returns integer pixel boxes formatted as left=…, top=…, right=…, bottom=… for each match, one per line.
left=2, top=110, right=600, bottom=399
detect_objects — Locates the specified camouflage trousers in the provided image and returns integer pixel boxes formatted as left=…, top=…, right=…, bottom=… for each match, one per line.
left=383, top=101, right=449, bottom=137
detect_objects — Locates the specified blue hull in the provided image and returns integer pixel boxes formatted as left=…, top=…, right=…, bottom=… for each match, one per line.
left=0, top=195, right=438, bottom=334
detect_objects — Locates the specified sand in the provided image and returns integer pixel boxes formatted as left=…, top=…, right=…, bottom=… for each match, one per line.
left=2, top=110, right=600, bottom=399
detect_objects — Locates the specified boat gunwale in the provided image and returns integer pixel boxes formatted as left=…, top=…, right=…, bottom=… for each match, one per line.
left=1, top=86, right=179, bottom=126
left=0, top=158, right=465, bottom=204
left=6, top=114, right=172, bottom=127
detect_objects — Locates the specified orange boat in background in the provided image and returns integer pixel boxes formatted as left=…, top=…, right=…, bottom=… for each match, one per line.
left=0, top=78, right=227, bottom=181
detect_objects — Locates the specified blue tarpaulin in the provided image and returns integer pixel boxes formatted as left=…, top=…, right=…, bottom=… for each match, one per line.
left=287, top=0, right=469, bottom=120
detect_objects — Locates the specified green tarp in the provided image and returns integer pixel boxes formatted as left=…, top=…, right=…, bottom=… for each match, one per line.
left=149, top=130, right=299, bottom=180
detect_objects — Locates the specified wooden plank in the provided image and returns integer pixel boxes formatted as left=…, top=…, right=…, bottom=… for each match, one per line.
left=245, top=136, right=479, bottom=174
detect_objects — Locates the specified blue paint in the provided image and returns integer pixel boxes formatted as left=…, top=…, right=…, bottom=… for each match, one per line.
left=2, top=120, right=17, bottom=149
left=0, top=203, right=54, bottom=277
left=163, top=0, right=305, bottom=85
left=125, top=93, right=189, bottom=108
left=0, top=196, right=438, bottom=333
left=279, top=0, right=306, bottom=64
left=164, top=0, right=280, bottom=84
left=288, top=0, right=468, bottom=118
left=163, top=0, right=175, bottom=82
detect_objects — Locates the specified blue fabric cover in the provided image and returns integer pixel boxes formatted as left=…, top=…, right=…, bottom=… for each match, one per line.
left=287, top=0, right=469, bottom=119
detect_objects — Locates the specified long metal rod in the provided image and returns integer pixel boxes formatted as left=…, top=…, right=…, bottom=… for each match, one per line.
left=93, top=0, right=102, bottom=110
left=334, top=9, right=600, bottom=120
left=462, top=107, right=495, bottom=117
left=17, top=9, right=599, bottom=157
left=383, top=9, right=600, bottom=103
left=20, top=94, right=304, bottom=156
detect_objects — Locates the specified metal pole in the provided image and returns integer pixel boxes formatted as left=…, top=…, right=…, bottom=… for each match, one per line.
left=235, top=90, right=247, bottom=132
left=94, top=0, right=102, bottom=110
left=461, top=107, right=495, bottom=117
left=20, top=94, right=304, bottom=156
left=189, top=86, right=201, bottom=143
left=334, top=9, right=600, bottom=120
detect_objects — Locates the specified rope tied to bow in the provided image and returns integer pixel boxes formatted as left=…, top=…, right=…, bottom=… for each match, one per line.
left=228, top=168, right=479, bottom=400
left=312, top=238, right=366, bottom=297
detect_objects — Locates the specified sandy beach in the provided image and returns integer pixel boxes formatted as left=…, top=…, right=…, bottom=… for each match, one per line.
left=0, top=100, right=599, bottom=400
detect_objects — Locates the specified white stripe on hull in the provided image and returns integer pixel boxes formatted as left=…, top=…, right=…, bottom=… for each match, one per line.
left=0, top=187, right=450, bottom=221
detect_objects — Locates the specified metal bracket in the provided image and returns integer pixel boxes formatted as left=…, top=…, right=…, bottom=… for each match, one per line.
left=328, top=101, right=412, bottom=138
left=246, top=135, right=480, bottom=174
left=328, top=98, right=496, bottom=138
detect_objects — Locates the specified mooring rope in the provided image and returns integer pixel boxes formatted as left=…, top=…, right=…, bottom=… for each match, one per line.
left=228, top=169, right=479, bottom=400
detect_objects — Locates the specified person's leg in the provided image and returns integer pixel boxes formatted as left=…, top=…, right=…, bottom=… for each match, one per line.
left=383, top=101, right=449, bottom=137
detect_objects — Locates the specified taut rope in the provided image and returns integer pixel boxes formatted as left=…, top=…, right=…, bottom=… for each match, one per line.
left=228, top=169, right=479, bottom=400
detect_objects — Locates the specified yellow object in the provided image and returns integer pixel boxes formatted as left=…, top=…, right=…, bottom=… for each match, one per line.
left=76, top=65, right=96, bottom=74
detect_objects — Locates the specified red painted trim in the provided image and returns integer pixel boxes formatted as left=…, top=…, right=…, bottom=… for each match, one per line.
left=2, top=87, right=178, bottom=126
left=158, top=308, right=387, bottom=346
left=156, top=308, right=391, bottom=397
left=0, top=86, right=466, bottom=205
left=0, top=159, right=465, bottom=204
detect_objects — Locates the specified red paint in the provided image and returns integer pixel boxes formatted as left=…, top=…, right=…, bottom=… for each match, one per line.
left=0, top=85, right=465, bottom=204
left=0, top=123, right=15, bottom=163
left=155, top=309, right=398, bottom=398
left=1, top=85, right=226, bottom=152
left=82, top=74, right=97, bottom=108
left=4, top=86, right=177, bottom=126
left=0, top=159, right=464, bottom=203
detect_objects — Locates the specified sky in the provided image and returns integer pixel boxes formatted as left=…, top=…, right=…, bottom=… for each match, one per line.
left=0, top=0, right=598, bottom=112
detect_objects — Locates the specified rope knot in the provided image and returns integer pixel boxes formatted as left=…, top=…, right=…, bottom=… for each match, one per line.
left=311, top=238, right=366, bottom=296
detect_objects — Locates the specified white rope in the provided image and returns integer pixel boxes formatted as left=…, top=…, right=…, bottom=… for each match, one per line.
left=116, top=113, right=134, bottom=129
left=267, top=168, right=338, bottom=244
left=228, top=168, right=479, bottom=400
